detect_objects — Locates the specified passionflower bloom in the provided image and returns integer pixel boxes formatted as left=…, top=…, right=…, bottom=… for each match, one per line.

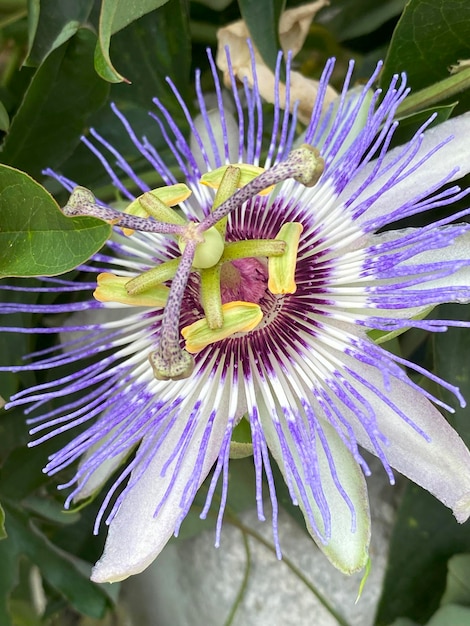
left=3, top=49, right=470, bottom=584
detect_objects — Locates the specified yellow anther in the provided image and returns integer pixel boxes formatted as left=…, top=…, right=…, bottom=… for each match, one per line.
left=121, top=184, right=190, bottom=235
left=182, top=301, right=263, bottom=353
left=94, top=273, right=169, bottom=307
left=200, top=164, right=275, bottom=196
left=268, top=222, right=303, bottom=294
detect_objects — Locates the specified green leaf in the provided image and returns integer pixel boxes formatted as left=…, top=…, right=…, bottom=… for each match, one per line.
left=440, top=554, right=470, bottom=607
left=434, top=303, right=470, bottom=448
left=196, top=0, right=232, bottom=8
left=0, top=0, right=26, bottom=30
left=94, top=0, right=171, bottom=83
left=316, top=0, right=407, bottom=41
left=0, top=502, right=111, bottom=619
left=0, top=278, right=42, bottom=399
left=389, top=104, right=456, bottom=149
left=0, top=165, right=110, bottom=277
left=427, top=605, right=470, bottom=626
left=238, top=0, right=285, bottom=72
left=0, top=523, right=17, bottom=626
left=1, top=28, right=109, bottom=180
left=381, top=0, right=470, bottom=93
left=230, top=416, right=253, bottom=459
left=59, top=0, right=191, bottom=196
left=0, top=446, right=51, bottom=501
left=108, top=0, right=191, bottom=108
left=23, top=496, right=81, bottom=526
left=375, top=484, right=470, bottom=625
left=25, top=0, right=94, bottom=66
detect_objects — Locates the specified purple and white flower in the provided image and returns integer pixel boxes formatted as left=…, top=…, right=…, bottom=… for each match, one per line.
left=3, top=49, right=470, bottom=584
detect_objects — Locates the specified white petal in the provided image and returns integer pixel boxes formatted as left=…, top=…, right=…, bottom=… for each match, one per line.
left=255, top=382, right=370, bottom=574
left=344, top=113, right=470, bottom=226
left=73, top=421, right=133, bottom=503
left=91, top=374, right=231, bottom=583
left=335, top=227, right=470, bottom=323
left=401, top=229, right=470, bottom=294
left=340, top=354, right=470, bottom=521
left=367, top=227, right=470, bottom=293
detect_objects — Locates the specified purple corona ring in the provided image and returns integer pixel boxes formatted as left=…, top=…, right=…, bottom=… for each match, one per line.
left=3, top=48, right=470, bottom=584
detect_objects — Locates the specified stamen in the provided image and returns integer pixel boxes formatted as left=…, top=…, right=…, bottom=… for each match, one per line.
left=148, top=241, right=197, bottom=381
left=201, top=163, right=275, bottom=196
left=138, top=190, right=188, bottom=224
left=210, top=165, right=241, bottom=236
left=200, top=265, right=223, bottom=329
left=63, top=187, right=187, bottom=236
left=221, top=239, right=286, bottom=262
left=122, top=185, right=189, bottom=235
left=199, top=145, right=325, bottom=231
left=94, top=273, right=169, bottom=306
left=182, top=301, right=263, bottom=352
left=125, top=258, right=180, bottom=295
left=268, top=222, right=303, bottom=294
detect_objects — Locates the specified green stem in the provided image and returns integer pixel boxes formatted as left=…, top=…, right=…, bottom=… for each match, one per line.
left=223, top=529, right=252, bottom=626
left=396, top=67, right=470, bottom=117
left=226, top=514, right=352, bottom=626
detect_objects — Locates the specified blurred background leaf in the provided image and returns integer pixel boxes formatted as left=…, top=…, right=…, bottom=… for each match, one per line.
left=376, top=303, right=470, bottom=625
left=25, top=0, right=94, bottom=67
left=375, top=484, right=470, bottom=625
left=0, top=28, right=109, bottom=180
left=57, top=0, right=191, bottom=201
left=440, top=554, right=470, bottom=607
left=316, top=0, right=407, bottom=41
left=381, top=0, right=470, bottom=112
left=238, top=0, right=285, bottom=72
left=0, top=502, right=6, bottom=540
left=94, top=0, right=171, bottom=82
left=0, top=502, right=112, bottom=623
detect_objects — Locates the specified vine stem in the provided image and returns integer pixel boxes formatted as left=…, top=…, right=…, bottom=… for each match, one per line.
left=225, top=510, right=353, bottom=626
left=223, top=528, right=252, bottom=626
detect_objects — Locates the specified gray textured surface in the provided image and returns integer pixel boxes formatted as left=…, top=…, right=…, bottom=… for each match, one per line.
left=122, top=458, right=401, bottom=626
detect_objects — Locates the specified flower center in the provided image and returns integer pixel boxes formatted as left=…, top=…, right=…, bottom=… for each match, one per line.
left=220, top=258, right=268, bottom=305
left=64, top=145, right=324, bottom=380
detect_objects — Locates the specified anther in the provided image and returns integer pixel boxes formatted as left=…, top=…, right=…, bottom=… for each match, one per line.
left=122, top=186, right=188, bottom=235
left=268, top=222, right=303, bottom=294
left=182, top=301, right=263, bottom=353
